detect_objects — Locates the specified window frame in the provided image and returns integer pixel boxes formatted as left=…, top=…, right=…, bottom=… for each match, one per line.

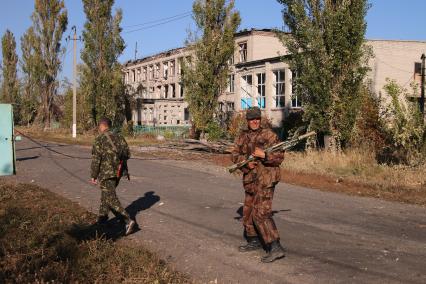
left=273, top=69, right=286, bottom=109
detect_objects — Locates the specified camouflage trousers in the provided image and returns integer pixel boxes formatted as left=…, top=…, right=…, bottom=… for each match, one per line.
left=99, top=178, right=130, bottom=222
left=243, top=184, right=280, bottom=244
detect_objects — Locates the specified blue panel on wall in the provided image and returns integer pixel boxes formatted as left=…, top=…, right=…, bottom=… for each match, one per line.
left=241, top=98, right=252, bottom=110
left=258, top=97, right=265, bottom=109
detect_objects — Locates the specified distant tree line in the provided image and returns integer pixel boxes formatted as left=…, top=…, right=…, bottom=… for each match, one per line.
left=0, top=0, right=130, bottom=131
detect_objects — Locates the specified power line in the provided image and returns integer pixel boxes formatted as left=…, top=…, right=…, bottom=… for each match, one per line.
left=122, top=14, right=191, bottom=34
left=122, top=11, right=191, bottom=29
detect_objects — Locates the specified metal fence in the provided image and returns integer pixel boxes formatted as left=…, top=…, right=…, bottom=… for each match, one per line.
left=133, top=125, right=190, bottom=139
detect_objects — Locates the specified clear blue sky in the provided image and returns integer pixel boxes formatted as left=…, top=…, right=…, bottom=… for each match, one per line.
left=1, top=0, right=425, bottom=83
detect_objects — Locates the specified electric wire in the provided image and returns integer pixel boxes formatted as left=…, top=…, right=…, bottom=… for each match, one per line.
left=122, top=14, right=191, bottom=34
left=122, top=11, right=191, bottom=29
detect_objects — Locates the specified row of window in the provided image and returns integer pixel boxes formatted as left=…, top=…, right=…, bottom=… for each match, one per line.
left=142, top=83, right=184, bottom=99
left=228, top=70, right=302, bottom=109
left=137, top=106, right=190, bottom=125
left=126, top=58, right=183, bottom=84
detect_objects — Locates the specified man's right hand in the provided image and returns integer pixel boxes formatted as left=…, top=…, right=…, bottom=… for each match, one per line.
left=90, top=178, right=98, bottom=185
left=247, top=161, right=258, bottom=169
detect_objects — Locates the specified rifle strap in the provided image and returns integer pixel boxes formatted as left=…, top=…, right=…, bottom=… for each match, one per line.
left=103, top=131, right=118, bottom=154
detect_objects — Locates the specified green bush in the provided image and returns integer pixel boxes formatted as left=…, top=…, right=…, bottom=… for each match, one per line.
left=206, top=120, right=226, bottom=141
left=379, top=79, right=425, bottom=165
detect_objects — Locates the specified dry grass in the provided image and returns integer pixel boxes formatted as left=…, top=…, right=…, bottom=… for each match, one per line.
left=0, top=181, right=190, bottom=283
left=282, top=149, right=426, bottom=205
left=16, top=126, right=165, bottom=147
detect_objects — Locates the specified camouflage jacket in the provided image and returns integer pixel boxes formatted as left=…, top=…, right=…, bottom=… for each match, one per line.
left=90, top=130, right=130, bottom=181
left=231, top=127, right=284, bottom=191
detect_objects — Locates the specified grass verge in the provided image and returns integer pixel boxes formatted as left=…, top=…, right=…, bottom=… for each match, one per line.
left=0, top=181, right=189, bottom=283
left=15, top=126, right=164, bottom=147
left=282, top=150, right=426, bottom=206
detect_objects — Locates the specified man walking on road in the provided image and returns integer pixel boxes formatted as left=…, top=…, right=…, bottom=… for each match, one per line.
left=231, top=107, right=286, bottom=263
left=90, top=117, right=135, bottom=235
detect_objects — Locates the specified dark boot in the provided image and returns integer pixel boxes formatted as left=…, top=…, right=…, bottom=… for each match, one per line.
left=261, top=240, right=285, bottom=263
left=97, top=215, right=108, bottom=225
left=238, top=237, right=262, bottom=252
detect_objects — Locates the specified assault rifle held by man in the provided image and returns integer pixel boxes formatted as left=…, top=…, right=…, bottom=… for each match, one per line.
left=228, top=131, right=316, bottom=173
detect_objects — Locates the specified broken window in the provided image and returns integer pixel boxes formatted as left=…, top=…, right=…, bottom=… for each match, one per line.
left=149, top=65, right=154, bottom=80
left=256, top=73, right=266, bottom=109
left=155, top=63, right=160, bottom=78
left=273, top=70, right=285, bottom=108
left=142, top=67, right=147, bottom=81
left=227, top=102, right=235, bottom=111
left=239, top=42, right=247, bottom=63
left=184, top=108, right=190, bottom=120
left=164, top=85, right=169, bottom=98
left=228, top=74, right=235, bottom=93
left=156, top=86, right=162, bottom=98
left=170, top=60, right=175, bottom=77
left=178, top=57, right=183, bottom=74
left=241, top=74, right=253, bottom=109
left=179, top=83, right=184, bottom=97
left=171, top=84, right=176, bottom=98
left=163, top=62, right=168, bottom=79
left=228, top=54, right=234, bottom=65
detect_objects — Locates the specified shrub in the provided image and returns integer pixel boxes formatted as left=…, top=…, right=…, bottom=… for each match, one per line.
left=206, top=120, right=226, bottom=141
left=379, top=79, right=425, bottom=165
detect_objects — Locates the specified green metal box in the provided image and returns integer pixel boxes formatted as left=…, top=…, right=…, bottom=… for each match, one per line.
left=0, top=104, right=16, bottom=175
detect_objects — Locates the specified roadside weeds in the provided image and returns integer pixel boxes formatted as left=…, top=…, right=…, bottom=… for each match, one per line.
left=0, top=181, right=190, bottom=283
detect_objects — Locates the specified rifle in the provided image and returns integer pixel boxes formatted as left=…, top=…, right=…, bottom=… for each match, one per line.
left=228, top=131, right=316, bottom=173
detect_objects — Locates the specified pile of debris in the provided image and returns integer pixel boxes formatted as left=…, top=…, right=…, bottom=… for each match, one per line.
left=161, top=139, right=233, bottom=154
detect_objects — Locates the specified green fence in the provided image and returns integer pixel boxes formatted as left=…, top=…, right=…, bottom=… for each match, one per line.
left=133, top=125, right=190, bottom=139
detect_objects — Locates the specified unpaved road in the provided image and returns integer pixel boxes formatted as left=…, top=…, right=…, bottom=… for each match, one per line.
left=5, top=137, right=426, bottom=284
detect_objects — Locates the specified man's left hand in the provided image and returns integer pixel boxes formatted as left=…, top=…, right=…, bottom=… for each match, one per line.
left=252, top=147, right=266, bottom=159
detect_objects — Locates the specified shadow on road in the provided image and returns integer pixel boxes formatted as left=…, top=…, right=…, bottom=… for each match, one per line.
left=16, top=144, right=71, bottom=152
left=126, top=191, right=160, bottom=219
left=16, top=155, right=40, bottom=161
left=67, top=191, right=160, bottom=242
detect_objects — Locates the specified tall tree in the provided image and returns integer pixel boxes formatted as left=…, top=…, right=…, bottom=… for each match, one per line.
left=81, top=0, right=125, bottom=127
left=1, top=30, right=20, bottom=122
left=181, top=0, right=240, bottom=137
left=20, top=27, right=42, bottom=126
left=24, top=0, right=68, bottom=129
left=277, top=0, right=370, bottom=150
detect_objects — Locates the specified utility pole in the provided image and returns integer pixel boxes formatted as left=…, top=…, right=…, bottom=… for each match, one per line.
left=67, top=26, right=82, bottom=138
left=420, top=53, right=425, bottom=119
left=135, top=41, right=138, bottom=61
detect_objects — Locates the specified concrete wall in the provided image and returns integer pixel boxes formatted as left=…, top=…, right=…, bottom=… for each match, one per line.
left=367, top=40, right=426, bottom=100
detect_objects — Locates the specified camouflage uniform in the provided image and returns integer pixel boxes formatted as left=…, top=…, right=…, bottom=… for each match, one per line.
left=91, top=130, right=131, bottom=222
left=232, top=127, right=284, bottom=245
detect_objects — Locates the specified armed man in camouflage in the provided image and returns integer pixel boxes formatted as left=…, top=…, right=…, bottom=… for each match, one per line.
left=90, top=117, right=136, bottom=235
left=231, top=107, right=286, bottom=263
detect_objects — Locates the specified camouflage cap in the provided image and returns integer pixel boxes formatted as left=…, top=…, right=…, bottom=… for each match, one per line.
left=246, top=107, right=262, bottom=120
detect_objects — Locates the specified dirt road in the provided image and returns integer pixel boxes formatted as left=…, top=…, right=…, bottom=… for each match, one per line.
left=6, top=137, right=426, bottom=283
